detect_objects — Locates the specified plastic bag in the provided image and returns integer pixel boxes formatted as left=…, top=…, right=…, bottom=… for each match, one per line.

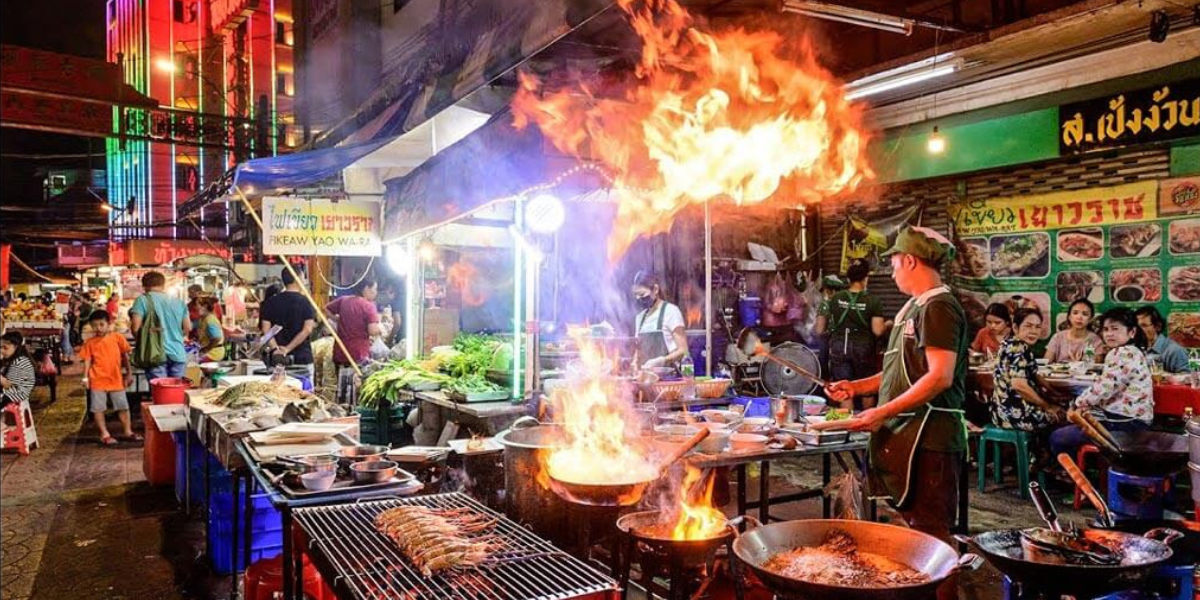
left=369, top=337, right=390, bottom=361
left=39, top=353, right=58, bottom=377
left=823, top=472, right=865, bottom=520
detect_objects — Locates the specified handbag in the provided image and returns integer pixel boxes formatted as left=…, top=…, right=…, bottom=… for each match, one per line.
left=132, top=293, right=167, bottom=369
left=39, top=353, right=58, bottom=377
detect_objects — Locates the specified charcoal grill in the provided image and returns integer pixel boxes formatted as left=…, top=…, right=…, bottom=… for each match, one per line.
left=292, top=492, right=618, bottom=600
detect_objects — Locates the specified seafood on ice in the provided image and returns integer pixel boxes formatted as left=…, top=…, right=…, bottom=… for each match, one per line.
left=374, top=506, right=498, bottom=577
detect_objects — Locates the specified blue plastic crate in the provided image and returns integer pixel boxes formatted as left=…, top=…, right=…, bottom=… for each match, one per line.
left=172, top=432, right=212, bottom=507
left=206, top=523, right=283, bottom=575
left=728, top=396, right=772, bottom=418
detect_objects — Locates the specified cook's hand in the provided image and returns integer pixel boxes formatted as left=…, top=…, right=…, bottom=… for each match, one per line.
left=641, top=356, right=667, bottom=370
left=824, top=380, right=854, bottom=404
left=845, top=407, right=889, bottom=432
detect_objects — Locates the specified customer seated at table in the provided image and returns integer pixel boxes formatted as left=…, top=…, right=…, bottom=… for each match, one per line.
left=971, top=303, right=1011, bottom=357
left=1135, top=306, right=1192, bottom=373
left=990, top=308, right=1065, bottom=433
left=1049, top=307, right=1153, bottom=460
left=1043, top=298, right=1103, bottom=364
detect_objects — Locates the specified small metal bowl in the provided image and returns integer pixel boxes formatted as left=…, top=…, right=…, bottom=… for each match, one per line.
left=350, top=460, right=399, bottom=484
left=334, top=444, right=388, bottom=466
left=294, top=454, right=338, bottom=474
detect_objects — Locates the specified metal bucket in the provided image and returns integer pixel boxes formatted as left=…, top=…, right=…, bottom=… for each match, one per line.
left=1189, top=462, right=1200, bottom=504
left=1185, top=416, right=1200, bottom=465
left=495, top=420, right=577, bottom=547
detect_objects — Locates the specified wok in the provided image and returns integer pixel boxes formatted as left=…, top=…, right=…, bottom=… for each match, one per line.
left=548, top=428, right=709, bottom=507
left=617, top=510, right=759, bottom=565
left=733, top=520, right=980, bottom=600
left=1068, top=411, right=1188, bottom=476
left=956, top=527, right=1180, bottom=597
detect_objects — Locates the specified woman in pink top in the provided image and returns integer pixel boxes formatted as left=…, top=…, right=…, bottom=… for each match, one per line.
left=1043, top=298, right=1103, bottom=363
left=325, top=278, right=382, bottom=366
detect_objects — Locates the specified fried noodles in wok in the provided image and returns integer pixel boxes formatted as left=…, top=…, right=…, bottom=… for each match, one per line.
left=763, top=528, right=930, bottom=587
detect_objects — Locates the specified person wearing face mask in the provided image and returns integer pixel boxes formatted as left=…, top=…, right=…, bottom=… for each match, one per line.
left=631, top=273, right=689, bottom=371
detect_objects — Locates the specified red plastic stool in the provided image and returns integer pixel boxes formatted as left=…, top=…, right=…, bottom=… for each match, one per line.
left=243, top=554, right=331, bottom=600
left=1072, top=444, right=1107, bottom=510
left=2, top=400, right=39, bottom=455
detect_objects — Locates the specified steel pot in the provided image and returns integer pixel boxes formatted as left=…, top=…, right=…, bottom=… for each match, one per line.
left=333, top=444, right=388, bottom=467
left=1186, top=416, right=1200, bottom=465
left=734, top=519, right=980, bottom=600
left=495, top=418, right=576, bottom=547
left=349, top=460, right=399, bottom=484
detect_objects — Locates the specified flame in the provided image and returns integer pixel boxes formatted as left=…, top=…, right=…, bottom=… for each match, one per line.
left=541, top=330, right=657, bottom=487
left=447, top=260, right=487, bottom=307
left=670, top=466, right=727, bottom=540
left=512, top=0, right=873, bottom=260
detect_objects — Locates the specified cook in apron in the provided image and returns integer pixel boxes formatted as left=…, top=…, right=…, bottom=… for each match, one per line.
left=637, top=302, right=671, bottom=367
left=867, top=285, right=967, bottom=509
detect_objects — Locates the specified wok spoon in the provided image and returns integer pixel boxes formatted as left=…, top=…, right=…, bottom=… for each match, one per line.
left=1057, top=453, right=1115, bottom=528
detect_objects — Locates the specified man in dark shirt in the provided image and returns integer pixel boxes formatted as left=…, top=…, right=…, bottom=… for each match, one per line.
left=259, top=270, right=317, bottom=370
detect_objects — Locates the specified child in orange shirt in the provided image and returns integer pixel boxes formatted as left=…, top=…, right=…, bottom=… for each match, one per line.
left=79, top=310, right=139, bottom=445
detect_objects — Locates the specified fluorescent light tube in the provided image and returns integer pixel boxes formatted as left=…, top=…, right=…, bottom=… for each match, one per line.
left=844, top=59, right=964, bottom=100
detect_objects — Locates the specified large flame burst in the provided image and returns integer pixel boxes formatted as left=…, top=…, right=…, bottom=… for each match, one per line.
left=513, top=0, right=873, bottom=259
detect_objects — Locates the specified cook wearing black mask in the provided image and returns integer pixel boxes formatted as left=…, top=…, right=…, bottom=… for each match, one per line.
left=631, top=273, right=688, bottom=370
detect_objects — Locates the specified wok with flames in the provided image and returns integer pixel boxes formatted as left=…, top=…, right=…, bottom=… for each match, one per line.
left=618, top=510, right=760, bottom=564
left=546, top=427, right=710, bottom=506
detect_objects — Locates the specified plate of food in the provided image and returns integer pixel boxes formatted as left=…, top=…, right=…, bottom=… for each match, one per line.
left=1110, top=223, right=1161, bottom=258
left=991, top=233, right=1050, bottom=278
left=953, top=238, right=990, bottom=279
left=1167, top=312, right=1200, bottom=347
left=1110, top=268, right=1162, bottom=302
left=1057, top=228, right=1104, bottom=262
left=1056, top=271, right=1104, bottom=303
left=1168, top=218, right=1200, bottom=255
left=1167, top=265, right=1200, bottom=302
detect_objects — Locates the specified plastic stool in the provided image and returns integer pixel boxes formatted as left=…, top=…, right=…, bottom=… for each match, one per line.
left=976, top=425, right=1044, bottom=499
left=243, top=554, right=331, bottom=600
left=1072, top=444, right=1107, bottom=510
left=2, top=400, right=39, bottom=455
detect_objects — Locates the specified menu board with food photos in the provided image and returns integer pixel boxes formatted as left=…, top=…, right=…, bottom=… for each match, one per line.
left=950, top=177, right=1200, bottom=348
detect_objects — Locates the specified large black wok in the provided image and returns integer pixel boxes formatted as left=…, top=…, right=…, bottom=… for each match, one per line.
left=956, top=527, right=1180, bottom=597
left=733, top=520, right=980, bottom=600
left=1101, top=430, right=1189, bottom=476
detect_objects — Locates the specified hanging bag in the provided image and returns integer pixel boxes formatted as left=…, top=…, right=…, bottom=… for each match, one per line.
left=132, top=293, right=167, bottom=369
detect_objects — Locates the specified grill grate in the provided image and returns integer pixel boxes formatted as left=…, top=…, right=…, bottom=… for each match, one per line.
left=293, top=492, right=617, bottom=600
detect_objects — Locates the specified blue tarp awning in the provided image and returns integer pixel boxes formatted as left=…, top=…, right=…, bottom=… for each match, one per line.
left=231, top=138, right=392, bottom=193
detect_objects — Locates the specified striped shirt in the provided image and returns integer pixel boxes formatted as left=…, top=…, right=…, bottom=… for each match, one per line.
left=2, top=355, right=35, bottom=407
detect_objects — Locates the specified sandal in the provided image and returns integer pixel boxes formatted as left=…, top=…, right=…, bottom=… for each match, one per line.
left=100, top=436, right=118, bottom=446
left=120, top=433, right=144, bottom=442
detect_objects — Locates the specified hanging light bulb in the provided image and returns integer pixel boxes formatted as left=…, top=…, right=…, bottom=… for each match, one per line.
left=385, top=243, right=409, bottom=276
left=927, top=126, right=946, bottom=155
left=418, top=239, right=437, bottom=262
left=525, top=193, right=565, bottom=234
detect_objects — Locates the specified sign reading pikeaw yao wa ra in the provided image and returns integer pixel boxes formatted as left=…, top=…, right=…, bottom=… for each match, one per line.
left=263, top=197, right=382, bottom=257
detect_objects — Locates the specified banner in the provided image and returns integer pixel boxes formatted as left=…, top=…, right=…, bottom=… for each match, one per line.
left=953, top=181, right=1158, bottom=237
left=839, top=205, right=920, bottom=273
left=262, top=197, right=382, bottom=257
left=950, top=180, right=1200, bottom=348
left=1060, top=79, right=1200, bottom=154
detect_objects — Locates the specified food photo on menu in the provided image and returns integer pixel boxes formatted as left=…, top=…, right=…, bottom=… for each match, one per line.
left=990, top=232, right=1050, bottom=277
left=1055, top=270, right=1104, bottom=304
left=989, top=291, right=1052, bottom=339
left=952, top=237, right=990, bottom=279
left=1109, top=268, right=1162, bottom=303
left=1169, top=217, right=1200, bottom=254
left=1109, top=222, right=1162, bottom=258
left=955, top=289, right=991, bottom=329
left=1056, top=227, right=1104, bottom=261
left=1167, top=265, right=1200, bottom=302
left=1167, top=312, right=1200, bottom=347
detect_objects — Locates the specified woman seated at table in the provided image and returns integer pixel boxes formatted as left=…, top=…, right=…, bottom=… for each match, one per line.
left=972, top=303, right=1012, bottom=357
left=990, top=308, right=1065, bottom=434
left=1044, top=298, right=1103, bottom=363
left=1049, top=307, right=1153, bottom=460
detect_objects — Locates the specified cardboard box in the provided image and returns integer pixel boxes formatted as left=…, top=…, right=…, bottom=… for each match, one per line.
left=422, top=309, right=460, bottom=354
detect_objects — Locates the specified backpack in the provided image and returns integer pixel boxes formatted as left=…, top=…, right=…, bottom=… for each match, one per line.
left=132, top=293, right=167, bottom=369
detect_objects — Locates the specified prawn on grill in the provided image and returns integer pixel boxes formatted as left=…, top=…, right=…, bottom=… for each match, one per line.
left=374, top=506, right=499, bottom=576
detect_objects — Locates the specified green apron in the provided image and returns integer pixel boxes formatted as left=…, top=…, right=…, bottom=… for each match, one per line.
left=867, top=285, right=966, bottom=510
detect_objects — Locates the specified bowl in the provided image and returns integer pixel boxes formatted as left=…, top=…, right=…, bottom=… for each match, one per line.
left=300, top=471, right=336, bottom=491
left=334, top=444, right=389, bottom=466
left=795, top=395, right=827, bottom=416
left=729, top=433, right=768, bottom=453
left=291, top=454, right=338, bottom=474
left=696, top=426, right=731, bottom=453
left=350, top=460, right=400, bottom=484
left=738, top=417, right=773, bottom=434
left=700, top=409, right=739, bottom=424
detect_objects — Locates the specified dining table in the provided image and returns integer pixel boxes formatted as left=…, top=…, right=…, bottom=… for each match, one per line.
left=968, top=365, right=1200, bottom=418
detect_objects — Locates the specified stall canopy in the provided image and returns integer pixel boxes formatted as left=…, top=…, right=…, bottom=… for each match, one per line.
left=231, top=138, right=393, bottom=194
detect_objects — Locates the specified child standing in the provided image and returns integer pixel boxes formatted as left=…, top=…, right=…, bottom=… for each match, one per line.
left=79, top=310, right=140, bottom=445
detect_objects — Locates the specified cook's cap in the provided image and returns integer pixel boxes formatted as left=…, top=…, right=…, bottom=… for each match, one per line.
left=881, top=226, right=956, bottom=263
left=822, top=275, right=847, bottom=290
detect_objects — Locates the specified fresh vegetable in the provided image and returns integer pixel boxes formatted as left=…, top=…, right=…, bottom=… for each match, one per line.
left=824, top=408, right=852, bottom=421
left=443, top=373, right=504, bottom=395
left=359, top=359, right=452, bottom=408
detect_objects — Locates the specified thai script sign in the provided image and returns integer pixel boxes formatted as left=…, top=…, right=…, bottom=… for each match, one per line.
left=952, top=181, right=1158, bottom=237
left=262, top=197, right=382, bottom=257
left=1159, top=176, right=1200, bottom=218
left=113, top=240, right=233, bottom=266
left=1060, top=79, right=1200, bottom=154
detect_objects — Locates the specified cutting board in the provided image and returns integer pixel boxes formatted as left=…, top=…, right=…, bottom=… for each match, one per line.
left=248, top=422, right=355, bottom=445
left=247, top=439, right=342, bottom=460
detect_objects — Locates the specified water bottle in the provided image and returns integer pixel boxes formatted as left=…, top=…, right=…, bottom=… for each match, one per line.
left=1190, top=357, right=1200, bottom=389
left=681, top=354, right=696, bottom=400
left=1083, top=343, right=1095, bottom=365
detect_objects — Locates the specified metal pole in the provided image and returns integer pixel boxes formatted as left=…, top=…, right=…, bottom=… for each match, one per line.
left=232, top=185, right=362, bottom=378
left=704, top=199, right=713, bottom=377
